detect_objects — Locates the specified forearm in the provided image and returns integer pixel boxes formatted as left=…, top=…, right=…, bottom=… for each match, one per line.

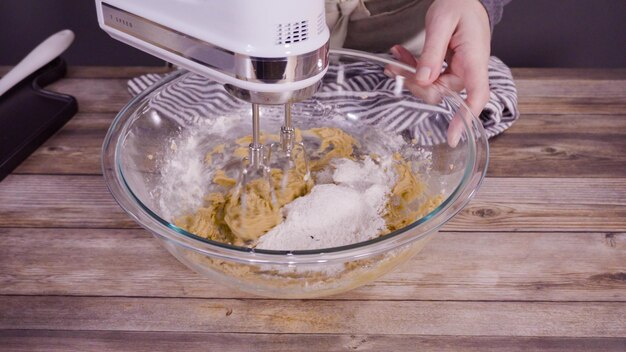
left=478, top=0, right=512, bottom=31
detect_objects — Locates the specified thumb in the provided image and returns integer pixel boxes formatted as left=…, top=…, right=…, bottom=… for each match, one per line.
left=417, top=13, right=456, bottom=84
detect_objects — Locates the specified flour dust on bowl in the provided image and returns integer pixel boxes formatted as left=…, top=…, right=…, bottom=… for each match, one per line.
left=102, top=50, right=489, bottom=298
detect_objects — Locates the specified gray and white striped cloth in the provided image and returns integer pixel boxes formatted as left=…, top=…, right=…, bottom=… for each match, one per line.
left=128, top=56, right=519, bottom=142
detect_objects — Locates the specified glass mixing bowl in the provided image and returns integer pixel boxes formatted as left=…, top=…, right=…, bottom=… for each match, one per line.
left=102, top=49, right=489, bottom=298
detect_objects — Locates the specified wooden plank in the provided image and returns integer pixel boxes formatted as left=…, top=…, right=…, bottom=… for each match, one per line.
left=450, top=201, right=626, bottom=232
left=0, top=66, right=172, bottom=79
left=10, top=112, right=626, bottom=177
left=0, top=175, right=136, bottom=229
left=42, top=74, right=626, bottom=114
left=516, top=80, right=626, bottom=99
left=3, top=66, right=624, bottom=80
left=503, top=114, right=626, bottom=135
left=1, top=229, right=624, bottom=301
left=3, top=66, right=625, bottom=79
left=1, top=176, right=625, bottom=231
left=47, top=78, right=133, bottom=113
left=488, top=133, right=626, bottom=178
left=4, top=66, right=626, bottom=80
left=1, top=330, right=624, bottom=352
left=515, top=79, right=626, bottom=115
left=510, top=68, right=626, bottom=80
left=518, top=98, right=625, bottom=115
left=473, top=178, right=626, bottom=206
left=0, top=296, right=623, bottom=337
left=64, top=66, right=172, bottom=79
left=511, top=69, right=626, bottom=115
left=3, top=66, right=624, bottom=114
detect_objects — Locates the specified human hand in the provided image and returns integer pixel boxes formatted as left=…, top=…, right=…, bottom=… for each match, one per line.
left=387, top=0, right=491, bottom=147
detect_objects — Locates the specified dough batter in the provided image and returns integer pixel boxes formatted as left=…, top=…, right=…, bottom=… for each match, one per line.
left=175, top=127, right=440, bottom=247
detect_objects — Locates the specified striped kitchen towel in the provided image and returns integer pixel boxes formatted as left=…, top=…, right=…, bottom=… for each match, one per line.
left=128, top=56, right=519, bottom=141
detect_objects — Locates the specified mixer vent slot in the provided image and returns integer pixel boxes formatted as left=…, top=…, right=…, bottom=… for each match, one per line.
left=317, top=12, right=325, bottom=34
left=276, top=20, right=309, bottom=45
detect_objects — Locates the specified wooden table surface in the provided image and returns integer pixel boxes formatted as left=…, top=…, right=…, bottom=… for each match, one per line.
left=0, top=67, right=625, bottom=351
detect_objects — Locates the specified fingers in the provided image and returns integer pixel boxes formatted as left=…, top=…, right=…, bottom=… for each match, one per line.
left=384, top=65, right=442, bottom=105
left=446, top=109, right=471, bottom=148
left=386, top=45, right=417, bottom=79
left=437, top=72, right=465, bottom=92
left=446, top=56, right=489, bottom=148
left=390, top=45, right=417, bottom=66
left=416, top=8, right=457, bottom=84
left=403, top=80, right=443, bottom=105
left=462, top=57, right=490, bottom=118
left=386, top=47, right=441, bottom=104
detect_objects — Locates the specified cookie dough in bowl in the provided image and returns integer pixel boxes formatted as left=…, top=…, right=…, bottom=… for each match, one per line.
left=102, top=49, right=488, bottom=298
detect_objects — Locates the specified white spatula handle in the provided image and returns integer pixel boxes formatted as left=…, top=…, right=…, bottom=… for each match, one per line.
left=0, top=29, right=75, bottom=97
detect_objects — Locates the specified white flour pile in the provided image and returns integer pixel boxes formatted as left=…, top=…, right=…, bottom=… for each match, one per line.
left=256, top=156, right=396, bottom=250
left=155, top=115, right=238, bottom=221
left=156, top=133, right=210, bottom=221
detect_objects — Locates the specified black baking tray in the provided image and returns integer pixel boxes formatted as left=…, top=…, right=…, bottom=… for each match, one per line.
left=0, top=57, right=78, bottom=181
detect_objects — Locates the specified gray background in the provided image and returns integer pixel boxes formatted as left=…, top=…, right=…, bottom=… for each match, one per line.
left=0, top=0, right=624, bottom=67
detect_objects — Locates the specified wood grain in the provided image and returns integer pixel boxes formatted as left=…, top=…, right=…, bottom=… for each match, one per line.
left=11, top=112, right=626, bottom=177
left=510, top=68, right=626, bottom=80
left=3, top=66, right=625, bottom=80
left=0, top=65, right=173, bottom=78
left=64, top=66, right=173, bottom=78
left=488, top=135, right=626, bottom=178
left=488, top=115, right=626, bottom=177
left=1, top=330, right=624, bottom=352
left=48, top=78, right=132, bottom=113
left=1, top=229, right=623, bottom=301
left=510, top=69, right=626, bottom=115
left=1, top=175, right=624, bottom=231
left=451, top=202, right=626, bottom=232
left=502, top=114, right=626, bottom=135
left=1, top=296, right=624, bottom=337
left=41, top=75, right=626, bottom=115
left=3, top=66, right=624, bottom=115
left=517, top=99, right=626, bottom=115
left=0, top=175, right=136, bottom=229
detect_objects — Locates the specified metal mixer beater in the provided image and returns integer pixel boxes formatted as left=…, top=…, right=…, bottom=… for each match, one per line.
left=237, top=102, right=311, bottom=209
left=267, top=103, right=311, bottom=190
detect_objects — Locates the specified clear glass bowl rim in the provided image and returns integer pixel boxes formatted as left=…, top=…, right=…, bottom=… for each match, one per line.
left=102, top=48, right=489, bottom=265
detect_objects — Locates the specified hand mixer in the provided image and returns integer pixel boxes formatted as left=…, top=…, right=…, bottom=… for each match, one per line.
left=96, top=0, right=329, bottom=206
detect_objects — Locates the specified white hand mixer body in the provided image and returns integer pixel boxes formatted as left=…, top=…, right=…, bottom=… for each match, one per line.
left=96, top=0, right=330, bottom=101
